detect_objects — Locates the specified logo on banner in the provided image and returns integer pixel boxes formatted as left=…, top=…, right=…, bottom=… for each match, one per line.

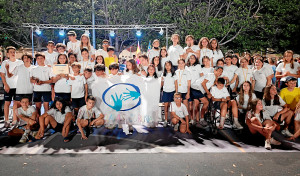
left=102, top=83, right=141, bottom=111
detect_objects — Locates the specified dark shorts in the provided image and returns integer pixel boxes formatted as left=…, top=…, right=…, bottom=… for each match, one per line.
left=255, top=91, right=264, bottom=100
left=72, top=97, right=85, bottom=108
left=15, top=94, right=33, bottom=102
left=161, top=91, right=175, bottom=103
left=191, top=88, right=204, bottom=100
left=51, top=123, right=63, bottom=132
left=55, top=93, right=71, bottom=102
left=4, top=88, right=16, bottom=101
left=33, top=91, right=51, bottom=103
left=271, top=114, right=283, bottom=123
left=180, top=93, right=187, bottom=100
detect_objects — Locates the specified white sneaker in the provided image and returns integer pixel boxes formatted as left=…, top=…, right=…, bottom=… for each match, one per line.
left=270, top=138, right=281, bottom=145
left=233, top=121, right=244, bottom=130
left=19, top=133, right=29, bottom=143
left=281, top=129, right=293, bottom=137
left=189, top=119, right=195, bottom=125
left=163, top=121, right=168, bottom=127
left=265, top=139, right=271, bottom=150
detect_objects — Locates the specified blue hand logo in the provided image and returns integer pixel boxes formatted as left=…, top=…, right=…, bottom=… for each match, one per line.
left=109, top=93, right=123, bottom=111
left=123, top=88, right=141, bottom=101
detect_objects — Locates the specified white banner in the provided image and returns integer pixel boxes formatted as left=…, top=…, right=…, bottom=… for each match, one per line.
left=91, top=75, right=161, bottom=126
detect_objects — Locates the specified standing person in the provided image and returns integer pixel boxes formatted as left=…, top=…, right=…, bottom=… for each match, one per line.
left=67, top=31, right=81, bottom=56
left=95, top=39, right=109, bottom=59
left=138, top=54, right=149, bottom=76
left=224, top=54, right=238, bottom=91
left=275, top=50, right=300, bottom=89
left=30, top=53, right=54, bottom=116
left=160, top=47, right=169, bottom=70
left=79, top=48, right=95, bottom=73
left=78, top=34, right=96, bottom=62
left=95, top=55, right=109, bottom=75
left=151, top=56, right=163, bottom=77
left=44, top=41, right=58, bottom=66
left=209, top=38, right=224, bottom=67
left=232, top=54, right=240, bottom=68
left=68, top=52, right=78, bottom=75
left=0, top=46, right=23, bottom=128
left=123, top=59, right=140, bottom=76
left=104, top=46, right=118, bottom=71
left=147, top=39, right=160, bottom=63
left=197, top=37, right=213, bottom=66
left=56, top=43, right=67, bottom=55
left=168, top=34, right=184, bottom=69
left=182, top=35, right=200, bottom=62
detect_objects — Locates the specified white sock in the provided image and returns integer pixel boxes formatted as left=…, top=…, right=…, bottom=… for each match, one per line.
left=220, top=117, right=226, bottom=125
left=234, top=118, right=239, bottom=124
left=25, top=129, right=30, bottom=134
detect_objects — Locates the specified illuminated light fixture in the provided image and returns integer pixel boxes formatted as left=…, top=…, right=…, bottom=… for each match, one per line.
left=109, top=30, right=115, bottom=37
left=59, top=29, right=65, bottom=36
left=159, top=28, right=164, bottom=35
left=35, top=28, right=42, bottom=35
left=136, top=30, right=142, bottom=37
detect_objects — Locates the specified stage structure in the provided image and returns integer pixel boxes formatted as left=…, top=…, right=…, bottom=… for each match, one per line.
left=22, top=23, right=176, bottom=57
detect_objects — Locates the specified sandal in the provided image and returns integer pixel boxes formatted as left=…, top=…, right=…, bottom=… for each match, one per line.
left=63, top=137, right=70, bottom=143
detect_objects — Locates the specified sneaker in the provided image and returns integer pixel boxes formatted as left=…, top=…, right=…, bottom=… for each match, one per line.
left=233, top=121, right=244, bottom=130
left=189, top=119, right=195, bottom=125
left=11, top=120, right=18, bottom=128
left=265, top=139, right=271, bottom=150
left=19, top=133, right=29, bottom=143
left=4, top=121, right=10, bottom=128
left=270, top=138, right=281, bottom=145
left=163, top=121, right=168, bottom=127
left=174, top=124, right=179, bottom=131
left=199, top=120, right=208, bottom=127
left=281, top=129, right=293, bottom=137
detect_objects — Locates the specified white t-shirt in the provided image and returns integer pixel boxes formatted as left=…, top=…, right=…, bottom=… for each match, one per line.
left=123, top=70, right=134, bottom=76
left=170, top=102, right=189, bottom=119
left=53, top=74, right=71, bottom=93
left=187, top=65, right=202, bottom=89
left=174, top=69, right=191, bottom=93
left=199, top=48, right=213, bottom=65
left=212, top=50, right=224, bottom=66
left=263, top=97, right=286, bottom=117
left=147, top=49, right=160, bottom=63
left=161, top=56, right=170, bottom=69
left=199, top=73, right=216, bottom=94
left=276, top=62, right=300, bottom=81
left=162, top=72, right=176, bottom=92
left=78, top=105, right=102, bottom=120
left=235, top=68, right=253, bottom=88
left=0, top=59, right=23, bottom=88
left=200, top=67, right=214, bottom=76
left=17, top=106, right=36, bottom=126
left=77, top=46, right=96, bottom=62
left=251, top=110, right=272, bottom=124
left=155, top=67, right=163, bottom=77
left=79, top=60, right=95, bottom=73
left=236, top=93, right=257, bottom=111
left=13, top=64, right=34, bottom=94
left=44, top=51, right=58, bottom=66
left=86, top=75, right=95, bottom=95
left=30, top=65, right=53, bottom=92
left=224, top=65, right=238, bottom=89
left=253, top=67, right=272, bottom=92
left=95, top=49, right=109, bottom=59
left=67, top=40, right=81, bottom=55
left=183, top=45, right=200, bottom=61
left=47, top=106, right=71, bottom=124
left=168, top=45, right=184, bottom=66
left=69, top=75, right=86, bottom=98
left=210, top=86, right=230, bottom=99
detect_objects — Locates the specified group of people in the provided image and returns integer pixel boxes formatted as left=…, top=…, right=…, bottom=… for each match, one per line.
left=0, top=31, right=299, bottom=150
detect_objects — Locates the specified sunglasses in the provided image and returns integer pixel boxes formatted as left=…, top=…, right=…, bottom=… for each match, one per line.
left=174, top=97, right=181, bottom=100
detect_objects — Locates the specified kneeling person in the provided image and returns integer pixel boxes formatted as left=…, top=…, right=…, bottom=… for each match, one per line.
left=170, top=93, right=192, bottom=134
left=77, top=95, right=105, bottom=140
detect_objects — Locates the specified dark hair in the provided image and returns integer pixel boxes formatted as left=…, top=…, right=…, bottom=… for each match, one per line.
left=232, top=54, right=240, bottom=67
left=249, top=99, right=264, bottom=120
left=35, top=53, right=45, bottom=59
left=21, top=54, right=33, bottom=61
left=51, top=97, right=67, bottom=114
left=68, top=52, right=77, bottom=59
left=126, top=59, right=140, bottom=73
left=84, top=66, right=93, bottom=72
left=102, top=39, right=109, bottom=43
left=107, top=46, right=115, bottom=52
left=47, top=41, right=55, bottom=45
left=81, top=48, right=89, bottom=54
left=217, top=77, right=225, bottom=85
left=224, top=54, right=232, bottom=59
left=109, top=62, right=119, bottom=70
left=151, top=56, right=162, bottom=71
left=202, top=56, right=210, bottom=64
left=140, top=54, right=148, bottom=61
left=216, top=59, right=225, bottom=66
left=94, top=64, right=106, bottom=72
left=163, top=61, right=175, bottom=77
left=56, top=43, right=66, bottom=50
left=20, top=96, right=30, bottom=102
left=214, top=66, right=223, bottom=71
left=263, top=84, right=280, bottom=106
left=159, top=47, right=168, bottom=58
left=57, top=54, right=68, bottom=64
left=187, top=54, right=199, bottom=66
left=177, top=58, right=185, bottom=64
left=95, top=55, right=105, bottom=65
left=6, top=46, right=16, bottom=53
left=87, top=95, right=96, bottom=101
left=146, top=64, right=158, bottom=78
left=209, top=38, right=220, bottom=53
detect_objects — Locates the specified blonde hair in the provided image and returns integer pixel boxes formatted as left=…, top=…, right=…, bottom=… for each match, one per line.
left=198, top=37, right=210, bottom=49
left=283, top=50, right=294, bottom=69
left=80, top=34, right=92, bottom=52
left=171, top=34, right=180, bottom=43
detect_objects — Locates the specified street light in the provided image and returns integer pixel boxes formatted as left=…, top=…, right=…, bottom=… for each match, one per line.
left=35, top=28, right=42, bottom=35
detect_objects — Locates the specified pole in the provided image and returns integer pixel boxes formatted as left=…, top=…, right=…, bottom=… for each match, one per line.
left=166, top=27, right=168, bottom=49
left=31, top=27, right=34, bottom=59
left=92, top=0, right=96, bottom=49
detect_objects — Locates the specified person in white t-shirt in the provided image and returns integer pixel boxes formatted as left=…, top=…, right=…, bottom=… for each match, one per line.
left=16, top=97, right=37, bottom=143
left=69, top=62, right=88, bottom=116
left=216, top=59, right=229, bottom=84
left=151, top=56, right=163, bottom=77
left=30, top=53, right=54, bottom=116
left=95, top=39, right=109, bottom=59
left=52, top=54, right=71, bottom=103
left=44, top=41, right=58, bottom=66
left=200, top=56, right=214, bottom=77
left=175, top=59, right=191, bottom=111
left=79, top=48, right=95, bottom=73
left=35, top=97, right=73, bottom=142
left=161, top=61, right=176, bottom=127
left=77, top=95, right=105, bottom=140
left=275, top=50, right=300, bottom=89
left=160, top=47, right=170, bottom=70
left=147, top=39, right=160, bottom=63
left=167, top=34, right=184, bottom=67
left=78, top=34, right=96, bottom=62
left=209, top=38, right=224, bottom=67
left=67, top=31, right=81, bottom=56
left=139, top=54, right=149, bottom=76
left=224, top=55, right=238, bottom=90
left=170, top=92, right=191, bottom=134
left=123, top=59, right=140, bottom=76
left=232, top=81, right=256, bottom=114
left=55, top=43, right=67, bottom=58
left=182, top=35, right=200, bottom=62
left=253, top=58, right=273, bottom=99
left=0, top=46, right=23, bottom=127
left=197, top=37, right=213, bottom=66
left=95, top=55, right=109, bottom=75
left=83, top=67, right=95, bottom=96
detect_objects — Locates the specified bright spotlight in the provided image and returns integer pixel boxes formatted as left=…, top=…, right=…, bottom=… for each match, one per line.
left=35, top=28, right=42, bottom=35
left=59, top=30, right=65, bottom=36
left=136, top=30, right=142, bottom=37
left=159, top=28, right=164, bottom=35
left=109, top=30, right=115, bottom=37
